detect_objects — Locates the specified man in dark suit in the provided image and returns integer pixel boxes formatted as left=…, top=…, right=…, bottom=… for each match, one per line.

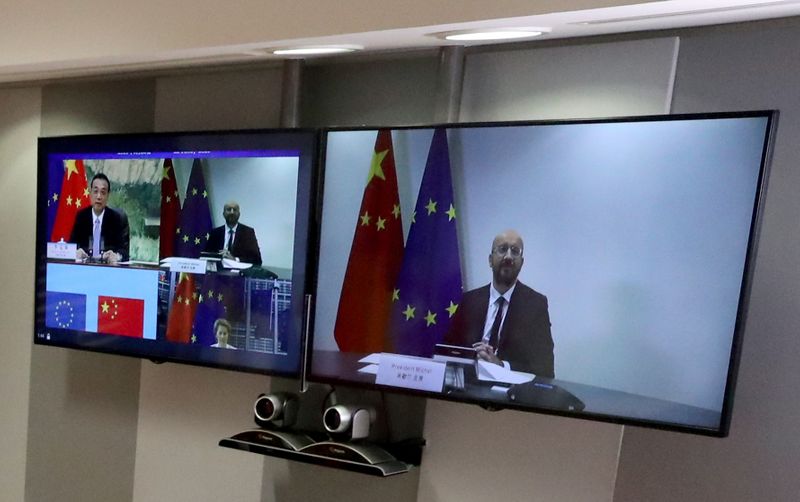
left=444, top=230, right=554, bottom=377
left=205, top=201, right=262, bottom=266
left=71, top=173, right=130, bottom=264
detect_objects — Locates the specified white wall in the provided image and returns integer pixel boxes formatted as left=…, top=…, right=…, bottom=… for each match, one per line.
left=0, top=85, right=41, bottom=502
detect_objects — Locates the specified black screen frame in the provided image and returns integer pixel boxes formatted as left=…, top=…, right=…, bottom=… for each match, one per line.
left=305, top=110, right=779, bottom=437
left=34, top=128, right=321, bottom=378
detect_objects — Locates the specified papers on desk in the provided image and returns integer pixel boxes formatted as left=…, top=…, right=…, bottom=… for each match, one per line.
left=221, top=258, right=252, bottom=270
left=358, top=353, right=382, bottom=364
left=119, top=260, right=160, bottom=267
left=357, top=353, right=382, bottom=375
left=358, top=364, right=379, bottom=375
left=476, top=360, right=535, bottom=385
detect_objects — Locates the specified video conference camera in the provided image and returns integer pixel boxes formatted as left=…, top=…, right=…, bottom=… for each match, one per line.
left=254, top=392, right=299, bottom=429
left=323, top=404, right=376, bottom=441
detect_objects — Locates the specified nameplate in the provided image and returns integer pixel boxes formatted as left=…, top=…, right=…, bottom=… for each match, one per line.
left=167, top=258, right=206, bottom=274
left=376, top=353, right=445, bottom=393
left=47, top=241, right=77, bottom=260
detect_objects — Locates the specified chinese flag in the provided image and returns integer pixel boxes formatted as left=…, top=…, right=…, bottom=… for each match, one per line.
left=333, top=130, right=404, bottom=353
left=159, top=158, right=181, bottom=259
left=165, top=273, right=197, bottom=343
left=97, top=295, right=145, bottom=338
left=51, top=159, right=90, bottom=242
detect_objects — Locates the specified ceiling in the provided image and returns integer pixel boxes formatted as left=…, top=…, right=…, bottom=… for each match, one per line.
left=3, top=0, right=800, bottom=83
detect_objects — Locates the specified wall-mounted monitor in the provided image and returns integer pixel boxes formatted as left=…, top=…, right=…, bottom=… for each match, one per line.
left=35, top=129, right=318, bottom=377
left=308, top=111, right=777, bottom=436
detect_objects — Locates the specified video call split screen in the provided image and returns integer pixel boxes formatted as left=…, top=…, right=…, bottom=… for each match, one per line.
left=35, top=112, right=776, bottom=436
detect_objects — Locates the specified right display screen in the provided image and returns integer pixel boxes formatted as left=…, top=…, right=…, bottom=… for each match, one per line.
left=309, top=111, right=776, bottom=436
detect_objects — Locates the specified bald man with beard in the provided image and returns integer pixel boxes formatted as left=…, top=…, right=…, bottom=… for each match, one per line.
left=444, top=230, right=554, bottom=378
left=205, top=201, right=262, bottom=266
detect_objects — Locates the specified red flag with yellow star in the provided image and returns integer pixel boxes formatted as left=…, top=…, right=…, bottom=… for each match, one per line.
left=97, top=295, right=145, bottom=338
left=159, top=158, right=181, bottom=259
left=334, top=130, right=405, bottom=353
left=51, top=159, right=90, bottom=242
left=165, top=273, right=197, bottom=343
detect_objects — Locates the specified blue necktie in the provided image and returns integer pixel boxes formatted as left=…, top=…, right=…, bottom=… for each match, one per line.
left=92, top=218, right=101, bottom=257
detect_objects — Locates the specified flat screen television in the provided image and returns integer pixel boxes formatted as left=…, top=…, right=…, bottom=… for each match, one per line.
left=35, top=129, right=318, bottom=377
left=308, top=111, right=777, bottom=436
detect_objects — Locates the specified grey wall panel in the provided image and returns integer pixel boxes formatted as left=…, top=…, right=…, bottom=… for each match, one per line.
left=301, top=56, right=439, bottom=127
left=131, top=68, right=281, bottom=502
left=25, top=349, right=141, bottom=502
left=25, top=79, right=156, bottom=502
left=614, top=20, right=800, bottom=502
left=0, top=85, right=41, bottom=502
left=154, top=67, right=283, bottom=132
left=40, top=79, right=156, bottom=136
left=461, top=37, right=678, bottom=121
left=419, top=401, right=622, bottom=502
left=418, top=37, right=680, bottom=502
left=132, top=364, right=267, bottom=502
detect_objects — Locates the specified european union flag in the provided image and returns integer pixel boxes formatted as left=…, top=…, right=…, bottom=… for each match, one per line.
left=45, top=291, right=87, bottom=330
left=46, top=159, right=65, bottom=240
left=192, top=274, right=246, bottom=346
left=387, top=129, right=463, bottom=357
left=175, top=159, right=212, bottom=258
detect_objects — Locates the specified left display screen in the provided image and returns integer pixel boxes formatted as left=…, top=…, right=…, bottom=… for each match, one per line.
left=34, top=129, right=319, bottom=377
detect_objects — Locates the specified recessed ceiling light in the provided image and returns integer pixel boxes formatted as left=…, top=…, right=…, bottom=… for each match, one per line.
left=438, top=29, right=548, bottom=42
left=272, top=45, right=362, bottom=56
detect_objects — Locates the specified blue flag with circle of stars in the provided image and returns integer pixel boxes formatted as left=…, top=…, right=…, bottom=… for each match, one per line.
left=46, top=158, right=65, bottom=239
left=45, top=291, right=87, bottom=330
left=192, top=273, right=246, bottom=346
left=387, top=128, right=463, bottom=357
left=175, top=159, right=212, bottom=258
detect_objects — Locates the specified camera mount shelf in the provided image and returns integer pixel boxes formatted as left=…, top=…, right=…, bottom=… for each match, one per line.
left=219, top=430, right=424, bottom=477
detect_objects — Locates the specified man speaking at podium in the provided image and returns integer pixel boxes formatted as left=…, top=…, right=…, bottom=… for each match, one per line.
left=206, top=201, right=262, bottom=266
left=444, top=229, right=554, bottom=378
left=71, top=173, right=130, bottom=264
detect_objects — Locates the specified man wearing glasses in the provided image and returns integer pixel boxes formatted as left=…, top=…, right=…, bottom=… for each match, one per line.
left=444, top=229, right=554, bottom=378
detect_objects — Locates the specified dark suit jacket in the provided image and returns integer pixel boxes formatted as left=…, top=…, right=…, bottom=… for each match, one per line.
left=444, top=281, right=554, bottom=378
left=70, top=206, right=130, bottom=261
left=206, top=223, right=262, bottom=266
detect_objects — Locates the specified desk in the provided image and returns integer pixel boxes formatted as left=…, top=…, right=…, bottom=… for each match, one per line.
left=309, top=350, right=721, bottom=430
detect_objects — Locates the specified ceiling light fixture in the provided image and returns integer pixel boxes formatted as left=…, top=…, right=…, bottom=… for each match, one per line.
left=272, top=45, right=362, bottom=56
left=437, top=28, right=548, bottom=42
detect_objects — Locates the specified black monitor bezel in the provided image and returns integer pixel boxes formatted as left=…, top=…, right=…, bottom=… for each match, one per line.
left=34, top=128, right=321, bottom=378
left=305, top=110, right=779, bottom=437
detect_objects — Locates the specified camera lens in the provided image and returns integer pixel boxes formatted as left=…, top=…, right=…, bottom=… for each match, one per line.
left=255, top=395, right=277, bottom=421
left=323, top=408, right=342, bottom=431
